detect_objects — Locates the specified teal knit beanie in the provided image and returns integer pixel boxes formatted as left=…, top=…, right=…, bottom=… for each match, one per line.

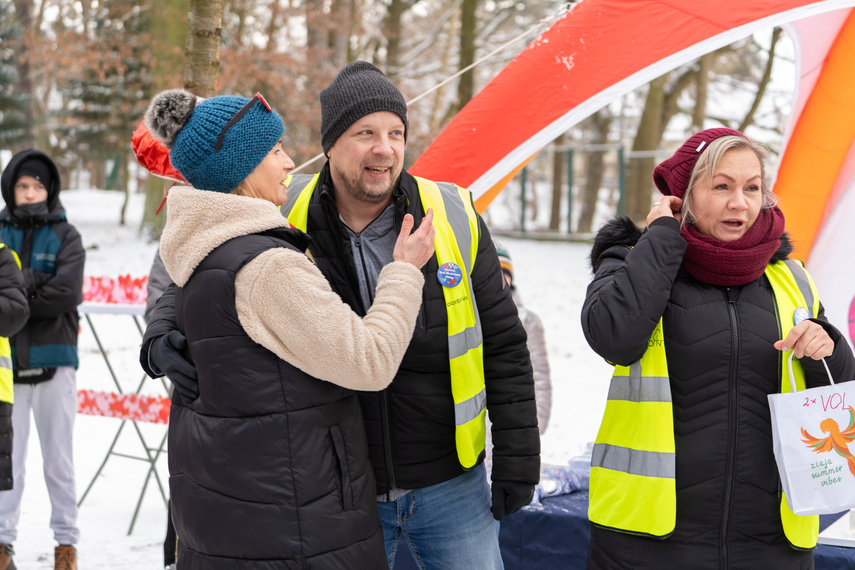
left=144, top=89, right=284, bottom=193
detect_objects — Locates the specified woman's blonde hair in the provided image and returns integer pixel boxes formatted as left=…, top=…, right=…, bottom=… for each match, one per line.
left=681, top=135, right=777, bottom=229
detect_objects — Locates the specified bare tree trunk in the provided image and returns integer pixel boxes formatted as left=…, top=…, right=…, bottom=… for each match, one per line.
left=119, top=149, right=129, bottom=226
left=739, top=28, right=781, bottom=133
left=264, top=0, right=281, bottom=52
left=549, top=133, right=566, bottom=231
left=456, top=0, right=477, bottom=110
left=429, top=6, right=458, bottom=133
left=625, top=75, right=666, bottom=224
left=90, top=159, right=106, bottom=190
left=578, top=109, right=611, bottom=233
left=327, top=0, right=350, bottom=68
left=692, top=53, right=714, bottom=131
left=384, top=0, right=407, bottom=78
left=184, top=0, right=223, bottom=98
left=142, top=0, right=219, bottom=239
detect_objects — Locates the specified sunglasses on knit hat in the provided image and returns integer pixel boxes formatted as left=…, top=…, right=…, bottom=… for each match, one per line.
left=214, top=92, right=273, bottom=153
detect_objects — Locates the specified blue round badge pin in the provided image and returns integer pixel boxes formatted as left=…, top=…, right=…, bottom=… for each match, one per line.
left=793, top=307, right=810, bottom=326
left=437, top=262, right=463, bottom=288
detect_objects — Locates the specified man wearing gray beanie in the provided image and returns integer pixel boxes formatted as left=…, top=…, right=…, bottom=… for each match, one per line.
left=143, top=61, right=540, bottom=569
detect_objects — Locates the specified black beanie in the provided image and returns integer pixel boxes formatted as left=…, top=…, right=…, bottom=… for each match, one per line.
left=17, top=156, right=53, bottom=190
left=320, top=61, right=409, bottom=155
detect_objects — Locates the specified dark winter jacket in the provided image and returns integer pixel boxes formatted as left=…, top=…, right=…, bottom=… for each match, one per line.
left=0, top=149, right=84, bottom=377
left=141, top=164, right=541, bottom=493
left=297, top=164, right=539, bottom=492
left=0, top=242, right=29, bottom=490
left=0, top=244, right=29, bottom=340
left=169, top=231, right=386, bottom=569
left=582, top=216, right=855, bottom=570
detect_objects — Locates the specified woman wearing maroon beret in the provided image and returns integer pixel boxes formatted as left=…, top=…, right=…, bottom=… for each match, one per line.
left=581, top=128, right=855, bottom=568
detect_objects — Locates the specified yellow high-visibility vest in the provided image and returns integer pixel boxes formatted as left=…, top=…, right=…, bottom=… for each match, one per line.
left=589, top=259, right=820, bottom=548
left=0, top=244, right=20, bottom=404
left=282, top=174, right=487, bottom=468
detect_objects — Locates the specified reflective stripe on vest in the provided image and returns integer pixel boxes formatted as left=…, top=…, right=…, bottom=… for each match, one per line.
left=589, top=260, right=820, bottom=547
left=416, top=177, right=486, bottom=469
left=0, top=243, right=18, bottom=404
left=280, top=174, right=487, bottom=469
left=766, top=259, right=821, bottom=549
left=281, top=174, right=319, bottom=231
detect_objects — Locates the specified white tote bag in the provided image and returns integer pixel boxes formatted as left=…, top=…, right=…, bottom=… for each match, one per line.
left=768, top=352, right=855, bottom=516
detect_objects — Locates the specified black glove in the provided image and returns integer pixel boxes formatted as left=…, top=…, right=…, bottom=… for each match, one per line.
left=149, top=330, right=199, bottom=402
left=490, top=480, right=534, bottom=521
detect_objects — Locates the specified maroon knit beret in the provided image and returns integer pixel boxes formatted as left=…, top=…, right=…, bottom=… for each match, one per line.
left=653, top=128, right=747, bottom=199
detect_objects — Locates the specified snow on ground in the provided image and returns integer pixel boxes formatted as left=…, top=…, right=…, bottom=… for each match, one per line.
left=10, top=189, right=611, bottom=568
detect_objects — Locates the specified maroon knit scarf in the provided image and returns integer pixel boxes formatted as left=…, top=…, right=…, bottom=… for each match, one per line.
left=680, top=206, right=786, bottom=286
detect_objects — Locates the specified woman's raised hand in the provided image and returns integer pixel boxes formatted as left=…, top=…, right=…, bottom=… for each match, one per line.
left=774, top=320, right=834, bottom=360
left=646, top=195, right=683, bottom=226
left=393, top=209, right=436, bottom=269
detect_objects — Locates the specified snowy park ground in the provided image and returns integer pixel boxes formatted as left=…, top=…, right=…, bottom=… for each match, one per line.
left=10, top=188, right=613, bottom=568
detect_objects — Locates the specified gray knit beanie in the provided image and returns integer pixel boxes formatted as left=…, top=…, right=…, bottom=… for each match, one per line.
left=320, top=61, right=408, bottom=155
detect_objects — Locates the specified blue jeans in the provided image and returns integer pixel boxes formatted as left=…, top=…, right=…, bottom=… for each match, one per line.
left=378, top=463, right=503, bottom=569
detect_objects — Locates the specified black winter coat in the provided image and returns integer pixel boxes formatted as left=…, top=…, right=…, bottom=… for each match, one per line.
left=0, top=243, right=29, bottom=490
left=168, top=230, right=386, bottom=569
left=141, top=166, right=541, bottom=493
left=582, top=217, right=855, bottom=570
left=302, top=165, right=540, bottom=492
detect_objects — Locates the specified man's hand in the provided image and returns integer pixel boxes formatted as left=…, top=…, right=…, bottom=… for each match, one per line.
left=490, top=480, right=534, bottom=521
left=149, top=330, right=200, bottom=401
left=393, top=209, right=435, bottom=269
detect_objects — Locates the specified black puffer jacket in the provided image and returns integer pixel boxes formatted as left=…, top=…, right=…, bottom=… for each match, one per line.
left=141, top=166, right=541, bottom=493
left=303, top=165, right=540, bottom=492
left=0, top=243, right=29, bottom=490
left=582, top=216, right=855, bottom=570
left=169, top=231, right=386, bottom=569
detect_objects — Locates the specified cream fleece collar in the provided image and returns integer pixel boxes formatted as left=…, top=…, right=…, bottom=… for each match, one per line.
left=160, top=186, right=291, bottom=286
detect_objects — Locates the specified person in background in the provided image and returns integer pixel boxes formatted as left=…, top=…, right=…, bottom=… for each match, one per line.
left=0, top=239, right=30, bottom=570
left=142, top=62, right=540, bottom=569
left=495, top=241, right=551, bottom=434
left=143, top=250, right=177, bottom=570
left=141, top=87, right=433, bottom=568
left=0, top=149, right=86, bottom=570
left=144, top=250, right=169, bottom=325
left=581, top=128, right=855, bottom=569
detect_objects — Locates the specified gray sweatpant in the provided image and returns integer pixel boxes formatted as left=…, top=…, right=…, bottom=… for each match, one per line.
left=0, top=366, right=79, bottom=545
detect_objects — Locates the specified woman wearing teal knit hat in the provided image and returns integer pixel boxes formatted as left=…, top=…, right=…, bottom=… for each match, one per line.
left=142, top=89, right=436, bottom=569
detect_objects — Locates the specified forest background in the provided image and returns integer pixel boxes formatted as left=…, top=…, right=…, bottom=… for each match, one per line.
left=0, top=0, right=796, bottom=238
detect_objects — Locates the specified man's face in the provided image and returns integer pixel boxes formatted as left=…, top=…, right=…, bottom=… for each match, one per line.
left=14, top=175, right=48, bottom=206
left=327, top=111, right=405, bottom=206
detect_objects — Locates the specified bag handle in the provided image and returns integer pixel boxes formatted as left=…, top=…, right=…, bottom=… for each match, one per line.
left=786, top=307, right=834, bottom=391
left=786, top=351, right=834, bottom=392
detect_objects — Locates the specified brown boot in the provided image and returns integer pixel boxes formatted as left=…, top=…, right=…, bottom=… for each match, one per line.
left=0, top=544, right=16, bottom=570
left=54, top=545, right=76, bottom=570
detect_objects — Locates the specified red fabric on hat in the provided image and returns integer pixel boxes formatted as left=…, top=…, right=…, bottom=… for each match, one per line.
left=653, top=128, right=746, bottom=199
left=131, top=121, right=188, bottom=185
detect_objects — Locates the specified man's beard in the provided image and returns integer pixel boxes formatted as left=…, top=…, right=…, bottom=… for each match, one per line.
left=336, top=167, right=399, bottom=205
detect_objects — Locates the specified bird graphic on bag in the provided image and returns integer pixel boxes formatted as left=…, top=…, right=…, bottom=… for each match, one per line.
left=801, top=406, right=855, bottom=477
